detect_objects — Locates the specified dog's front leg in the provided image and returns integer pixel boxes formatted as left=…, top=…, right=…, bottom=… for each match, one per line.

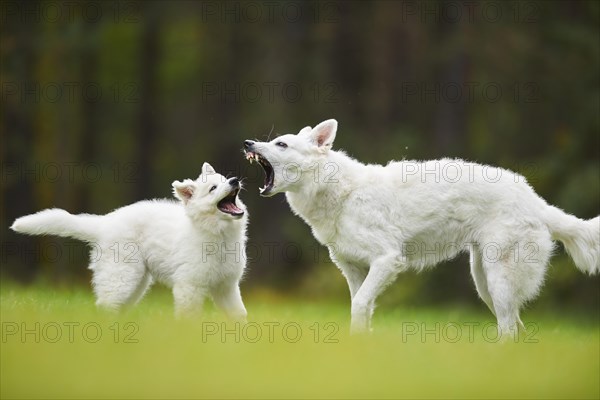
left=350, top=255, right=401, bottom=334
left=211, top=283, right=248, bottom=323
left=336, top=260, right=368, bottom=300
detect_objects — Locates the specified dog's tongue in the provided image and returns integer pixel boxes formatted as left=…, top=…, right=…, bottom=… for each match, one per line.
left=221, top=202, right=243, bottom=215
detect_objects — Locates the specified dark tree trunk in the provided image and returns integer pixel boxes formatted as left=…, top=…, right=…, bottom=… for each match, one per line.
left=136, top=8, right=161, bottom=198
left=1, top=3, right=38, bottom=282
left=80, top=34, right=98, bottom=210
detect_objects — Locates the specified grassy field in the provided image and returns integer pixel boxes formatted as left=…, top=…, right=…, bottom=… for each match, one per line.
left=1, top=283, right=598, bottom=399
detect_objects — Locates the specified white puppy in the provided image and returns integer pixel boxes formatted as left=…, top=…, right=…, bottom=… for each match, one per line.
left=244, top=119, right=599, bottom=336
left=11, top=163, right=248, bottom=320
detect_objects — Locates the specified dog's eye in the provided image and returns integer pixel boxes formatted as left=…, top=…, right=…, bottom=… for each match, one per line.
left=209, top=185, right=217, bottom=193
left=276, top=141, right=288, bottom=149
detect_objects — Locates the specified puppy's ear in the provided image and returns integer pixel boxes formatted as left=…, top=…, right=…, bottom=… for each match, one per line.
left=298, top=126, right=312, bottom=137
left=309, top=119, right=337, bottom=149
left=201, top=162, right=216, bottom=176
left=172, top=180, right=195, bottom=204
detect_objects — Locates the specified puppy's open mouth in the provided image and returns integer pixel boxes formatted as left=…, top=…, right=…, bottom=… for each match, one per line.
left=217, top=188, right=244, bottom=217
left=245, top=151, right=274, bottom=196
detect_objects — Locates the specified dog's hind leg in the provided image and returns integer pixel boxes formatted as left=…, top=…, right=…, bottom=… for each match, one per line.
left=469, top=244, right=496, bottom=316
left=92, top=262, right=147, bottom=311
left=125, top=271, right=154, bottom=307
left=172, top=283, right=208, bottom=318
left=482, top=233, right=551, bottom=339
left=350, top=254, right=401, bottom=334
left=481, top=259, right=520, bottom=339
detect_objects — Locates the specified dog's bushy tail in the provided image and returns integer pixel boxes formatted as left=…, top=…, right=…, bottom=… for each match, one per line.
left=11, top=209, right=101, bottom=243
left=544, top=206, right=599, bottom=275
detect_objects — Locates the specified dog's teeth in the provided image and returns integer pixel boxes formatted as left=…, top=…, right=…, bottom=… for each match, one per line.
left=254, top=154, right=259, bottom=161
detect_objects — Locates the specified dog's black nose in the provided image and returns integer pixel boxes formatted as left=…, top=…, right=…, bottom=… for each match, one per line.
left=244, top=140, right=255, bottom=149
left=229, top=178, right=239, bottom=187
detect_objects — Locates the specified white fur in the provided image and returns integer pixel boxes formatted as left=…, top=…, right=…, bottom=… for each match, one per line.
left=246, top=119, right=600, bottom=336
left=11, top=163, right=249, bottom=320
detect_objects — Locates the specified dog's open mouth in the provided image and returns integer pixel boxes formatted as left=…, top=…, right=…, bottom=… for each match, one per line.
left=245, top=151, right=274, bottom=196
left=217, top=188, right=244, bottom=217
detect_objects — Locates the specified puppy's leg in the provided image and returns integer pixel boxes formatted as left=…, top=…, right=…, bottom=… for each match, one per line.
left=172, top=283, right=207, bottom=318
left=469, top=244, right=496, bottom=316
left=350, top=254, right=401, bottom=334
left=126, top=272, right=154, bottom=307
left=92, top=262, right=147, bottom=311
left=211, top=283, right=247, bottom=322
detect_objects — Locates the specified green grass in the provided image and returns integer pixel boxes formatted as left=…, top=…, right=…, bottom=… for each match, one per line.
left=1, top=283, right=598, bottom=399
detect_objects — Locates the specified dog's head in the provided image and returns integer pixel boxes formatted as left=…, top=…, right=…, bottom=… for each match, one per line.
left=172, top=162, right=246, bottom=220
left=243, top=119, right=338, bottom=196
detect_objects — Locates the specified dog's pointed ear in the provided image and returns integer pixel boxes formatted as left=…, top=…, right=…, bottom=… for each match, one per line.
left=309, top=119, right=337, bottom=148
left=201, top=162, right=216, bottom=176
left=298, top=126, right=312, bottom=137
left=172, top=180, right=195, bottom=204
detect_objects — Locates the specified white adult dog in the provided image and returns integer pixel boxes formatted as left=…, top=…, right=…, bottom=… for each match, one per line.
left=244, top=119, right=599, bottom=335
left=11, top=163, right=249, bottom=320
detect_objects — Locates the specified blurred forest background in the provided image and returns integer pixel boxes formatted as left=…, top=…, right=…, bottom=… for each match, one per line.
left=1, top=0, right=598, bottom=309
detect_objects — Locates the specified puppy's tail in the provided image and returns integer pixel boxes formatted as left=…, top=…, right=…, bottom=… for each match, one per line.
left=544, top=206, right=599, bottom=275
left=11, top=208, right=101, bottom=243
